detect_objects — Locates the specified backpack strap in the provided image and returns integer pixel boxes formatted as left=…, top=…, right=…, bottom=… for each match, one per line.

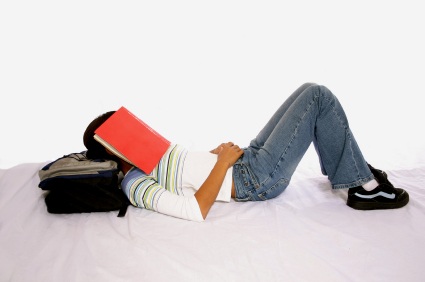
left=117, top=201, right=130, bottom=217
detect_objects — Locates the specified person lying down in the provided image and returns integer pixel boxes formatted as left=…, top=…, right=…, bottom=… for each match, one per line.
left=83, top=83, right=409, bottom=222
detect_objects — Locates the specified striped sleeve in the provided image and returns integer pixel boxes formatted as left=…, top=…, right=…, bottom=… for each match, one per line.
left=121, top=167, right=204, bottom=222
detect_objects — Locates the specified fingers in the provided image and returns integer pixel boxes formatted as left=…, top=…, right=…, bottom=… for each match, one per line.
left=213, top=142, right=243, bottom=155
left=211, top=142, right=240, bottom=155
left=216, top=142, right=244, bottom=167
left=229, top=143, right=241, bottom=152
left=221, top=142, right=243, bottom=154
left=222, top=142, right=235, bottom=148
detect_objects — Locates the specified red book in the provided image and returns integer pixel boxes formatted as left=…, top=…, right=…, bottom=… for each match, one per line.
left=94, top=106, right=171, bottom=174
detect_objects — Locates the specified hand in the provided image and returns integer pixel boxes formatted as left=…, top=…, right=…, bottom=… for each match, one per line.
left=210, top=142, right=240, bottom=154
left=196, top=142, right=244, bottom=219
left=209, top=144, right=223, bottom=155
left=211, top=142, right=244, bottom=168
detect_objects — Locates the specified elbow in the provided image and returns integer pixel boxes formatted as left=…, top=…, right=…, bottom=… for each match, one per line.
left=199, top=205, right=210, bottom=220
left=194, top=195, right=211, bottom=221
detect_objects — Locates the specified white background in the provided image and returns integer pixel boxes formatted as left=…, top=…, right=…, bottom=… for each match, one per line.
left=1, top=0, right=424, bottom=170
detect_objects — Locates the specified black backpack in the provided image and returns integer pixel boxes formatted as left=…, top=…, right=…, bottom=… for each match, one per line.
left=38, top=152, right=130, bottom=217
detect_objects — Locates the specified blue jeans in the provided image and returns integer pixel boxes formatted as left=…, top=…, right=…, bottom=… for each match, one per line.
left=233, top=83, right=375, bottom=201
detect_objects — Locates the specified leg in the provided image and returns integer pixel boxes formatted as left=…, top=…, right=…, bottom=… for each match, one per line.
left=234, top=84, right=374, bottom=200
left=249, top=82, right=317, bottom=151
left=234, top=84, right=409, bottom=210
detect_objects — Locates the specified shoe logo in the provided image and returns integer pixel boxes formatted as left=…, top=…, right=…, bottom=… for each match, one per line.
left=355, top=191, right=396, bottom=199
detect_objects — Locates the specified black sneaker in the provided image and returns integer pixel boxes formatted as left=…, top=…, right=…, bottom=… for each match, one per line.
left=347, top=165, right=409, bottom=210
left=347, top=184, right=409, bottom=210
left=367, top=163, right=393, bottom=186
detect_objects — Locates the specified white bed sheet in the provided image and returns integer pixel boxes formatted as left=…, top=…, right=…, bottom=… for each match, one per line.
left=1, top=160, right=424, bottom=282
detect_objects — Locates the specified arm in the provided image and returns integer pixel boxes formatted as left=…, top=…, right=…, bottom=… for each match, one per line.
left=121, top=167, right=205, bottom=222
left=195, top=142, right=244, bottom=219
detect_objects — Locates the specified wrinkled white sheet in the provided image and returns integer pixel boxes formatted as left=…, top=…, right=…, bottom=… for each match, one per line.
left=1, top=160, right=424, bottom=282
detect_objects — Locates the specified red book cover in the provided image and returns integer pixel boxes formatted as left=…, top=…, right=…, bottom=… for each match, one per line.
left=94, top=106, right=171, bottom=174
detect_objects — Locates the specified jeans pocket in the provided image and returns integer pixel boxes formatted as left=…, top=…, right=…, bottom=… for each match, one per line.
left=257, top=178, right=289, bottom=200
left=233, top=163, right=260, bottom=201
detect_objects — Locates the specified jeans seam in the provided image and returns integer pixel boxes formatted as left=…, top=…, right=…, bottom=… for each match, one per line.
left=270, top=94, right=317, bottom=178
left=328, top=95, right=363, bottom=181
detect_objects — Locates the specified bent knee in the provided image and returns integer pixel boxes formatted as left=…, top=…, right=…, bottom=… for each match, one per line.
left=305, top=84, right=335, bottom=100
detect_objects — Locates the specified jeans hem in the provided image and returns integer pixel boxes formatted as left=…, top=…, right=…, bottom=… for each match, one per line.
left=331, top=174, right=375, bottom=189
